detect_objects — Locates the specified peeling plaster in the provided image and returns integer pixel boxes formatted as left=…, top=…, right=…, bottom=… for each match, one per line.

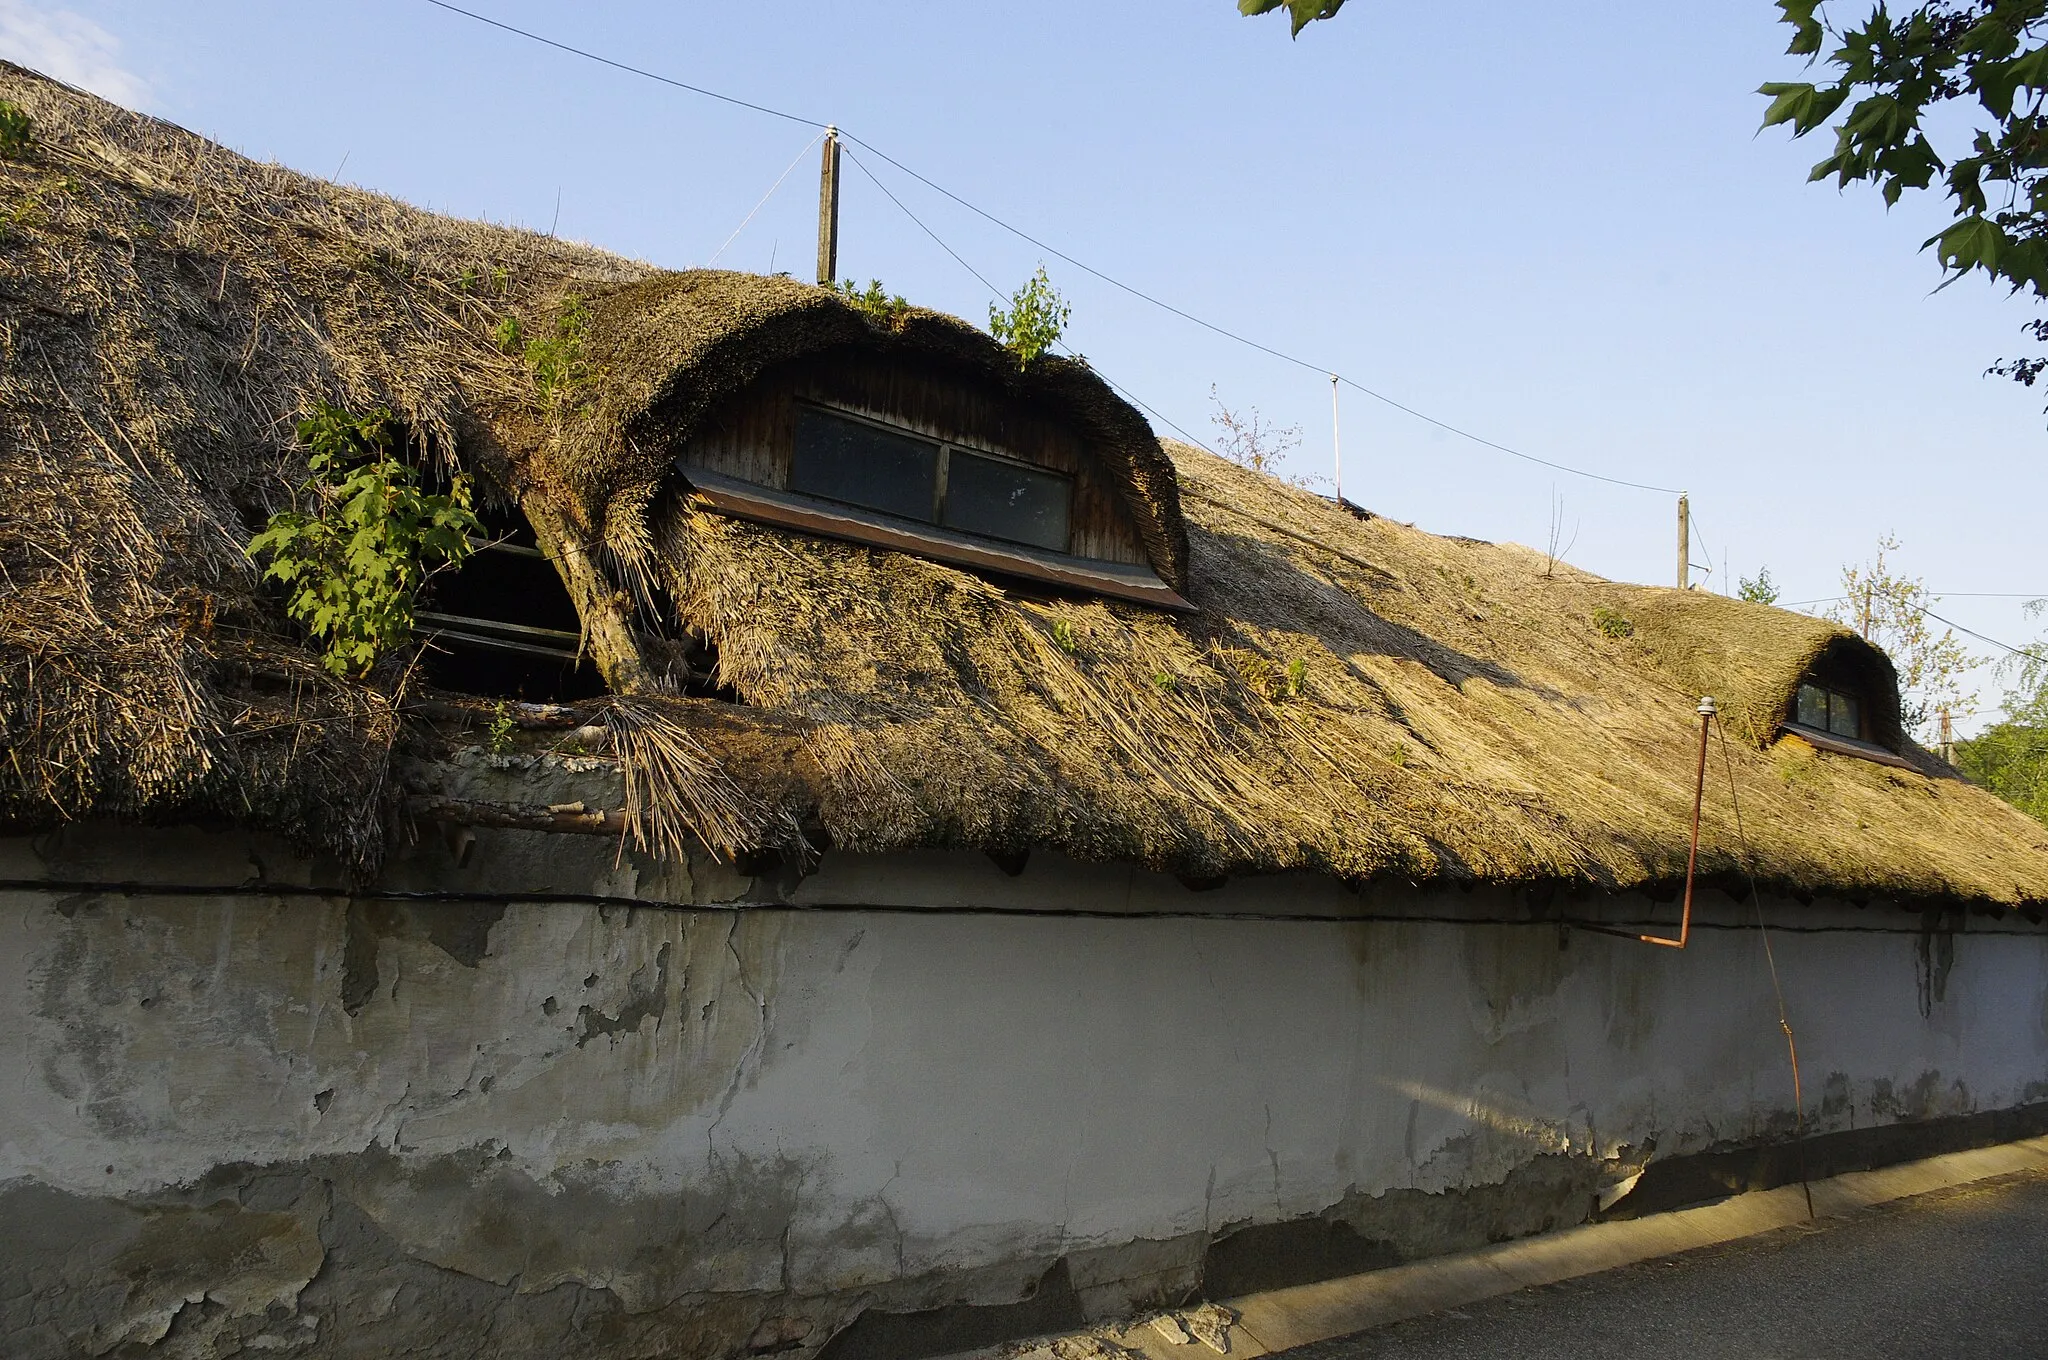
left=7, top=816, right=2048, bottom=1358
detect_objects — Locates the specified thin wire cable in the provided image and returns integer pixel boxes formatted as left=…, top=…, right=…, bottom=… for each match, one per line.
left=418, top=0, right=826, bottom=128
left=840, top=146, right=1005, bottom=299
left=1715, top=716, right=1816, bottom=1219
left=707, top=129, right=823, bottom=266
left=846, top=145, right=1228, bottom=460
left=1781, top=595, right=2046, bottom=662
left=843, top=134, right=1683, bottom=495
left=413, top=1, right=1680, bottom=498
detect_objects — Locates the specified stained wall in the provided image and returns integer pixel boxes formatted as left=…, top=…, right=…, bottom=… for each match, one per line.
left=4, top=782, right=2045, bottom=1358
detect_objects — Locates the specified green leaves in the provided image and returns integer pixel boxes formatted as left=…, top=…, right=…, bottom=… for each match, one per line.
left=831, top=277, right=911, bottom=327
left=1238, top=0, right=1347, bottom=36
left=247, top=404, right=481, bottom=678
left=989, top=265, right=1071, bottom=367
left=1759, top=81, right=1850, bottom=134
left=1779, top=0, right=1828, bottom=56
left=1764, top=1, right=2048, bottom=307
left=0, top=101, right=32, bottom=160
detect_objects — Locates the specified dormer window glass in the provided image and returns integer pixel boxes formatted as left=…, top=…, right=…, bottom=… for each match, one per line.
left=1795, top=682, right=1862, bottom=741
left=790, top=403, right=1073, bottom=553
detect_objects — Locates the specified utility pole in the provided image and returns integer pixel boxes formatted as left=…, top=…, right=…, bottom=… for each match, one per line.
left=1676, top=493, right=1689, bottom=590
left=816, top=126, right=841, bottom=286
left=1940, top=707, right=1954, bottom=765
left=1330, top=374, right=1342, bottom=505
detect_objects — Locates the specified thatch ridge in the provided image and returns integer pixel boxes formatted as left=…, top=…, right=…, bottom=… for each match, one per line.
left=5, top=63, right=2047, bottom=911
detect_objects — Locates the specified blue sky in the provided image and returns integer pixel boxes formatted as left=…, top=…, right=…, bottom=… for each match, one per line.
left=4, top=0, right=2041, bottom=724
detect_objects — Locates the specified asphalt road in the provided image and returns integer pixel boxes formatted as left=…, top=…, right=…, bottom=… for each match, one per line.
left=1275, top=1168, right=2048, bottom=1360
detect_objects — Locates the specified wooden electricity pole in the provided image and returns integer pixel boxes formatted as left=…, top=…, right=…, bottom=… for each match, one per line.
left=816, top=126, right=841, bottom=286
left=1940, top=707, right=1954, bottom=765
left=1676, top=493, right=1689, bottom=589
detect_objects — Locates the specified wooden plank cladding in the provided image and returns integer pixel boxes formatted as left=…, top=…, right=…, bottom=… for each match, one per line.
left=683, top=471, right=1196, bottom=613
left=680, top=348, right=1154, bottom=568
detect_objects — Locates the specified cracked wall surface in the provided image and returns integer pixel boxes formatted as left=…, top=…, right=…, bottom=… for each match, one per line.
left=5, top=813, right=2048, bottom=1358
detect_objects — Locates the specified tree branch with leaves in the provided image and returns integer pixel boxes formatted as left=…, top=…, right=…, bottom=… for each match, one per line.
left=1761, top=2, right=2048, bottom=403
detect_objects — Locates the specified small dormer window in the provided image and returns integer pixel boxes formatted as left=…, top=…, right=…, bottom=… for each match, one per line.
left=790, top=404, right=1073, bottom=553
left=1794, top=681, right=1863, bottom=741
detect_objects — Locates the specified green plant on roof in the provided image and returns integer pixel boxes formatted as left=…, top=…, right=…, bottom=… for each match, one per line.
left=1050, top=618, right=1078, bottom=654
left=833, top=277, right=910, bottom=326
left=0, top=101, right=33, bottom=160
left=1591, top=606, right=1634, bottom=640
left=487, top=701, right=516, bottom=755
left=497, top=295, right=590, bottom=408
left=247, top=403, right=481, bottom=678
left=1737, top=566, right=1780, bottom=605
left=989, top=265, right=1069, bottom=366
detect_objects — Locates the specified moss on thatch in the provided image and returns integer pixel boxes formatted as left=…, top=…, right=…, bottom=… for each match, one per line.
left=5, top=63, right=2048, bottom=911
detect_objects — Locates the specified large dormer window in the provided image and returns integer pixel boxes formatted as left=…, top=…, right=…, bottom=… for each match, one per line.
left=790, top=404, right=1072, bottom=553
left=672, top=353, right=1191, bottom=612
left=1794, top=681, right=1863, bottom=741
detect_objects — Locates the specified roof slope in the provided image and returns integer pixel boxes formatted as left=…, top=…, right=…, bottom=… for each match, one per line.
left=648, top=444, right=2048, bottom=907
left=4, top=63, right=2047, bottom=910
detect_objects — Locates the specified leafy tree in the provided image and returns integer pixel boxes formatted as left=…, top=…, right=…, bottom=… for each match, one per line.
left=248, top=405, right=481, bottom=678
left=1824, top=533, right=1978, bottom=739
left=1238, top=0, right=1348, bottom=35
left=989, top=266, right=1070, bottom=366
left=1738, top=566, right=1783, bottom=604
left=1957, top=601, right=2048, bottom=819
left=1760, top=2, right=2048, bottom=398
left=1954, top=706, right=2048, bottom=822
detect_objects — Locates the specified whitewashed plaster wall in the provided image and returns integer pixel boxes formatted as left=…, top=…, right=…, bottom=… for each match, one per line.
left=3, top=813, right=2046, bottom=1359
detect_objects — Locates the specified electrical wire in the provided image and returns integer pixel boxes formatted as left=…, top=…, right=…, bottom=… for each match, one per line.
left=417, top=0, right=826, bottom=129
left=1769, top=593, right=2039, bottom=663
left=844, top=135, right=1681, bottom=494
left=413, top=0, right=1685, bottom=498
left=844, top=144, right=1229, bottom=460
left=707, top=129, right=824, bottom=266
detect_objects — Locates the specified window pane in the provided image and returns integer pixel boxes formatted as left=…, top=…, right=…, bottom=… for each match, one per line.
left=1829, top=690, right=1861, bottom=739
left=791, top=407, right=939, bottom=523
left=941, top=451, right=1071, bottom=552
left=1796, top=683, right=1828, bottom=730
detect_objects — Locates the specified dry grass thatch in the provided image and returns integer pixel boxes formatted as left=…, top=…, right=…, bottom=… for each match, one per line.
left=4, top=63, right=2047, bottom=910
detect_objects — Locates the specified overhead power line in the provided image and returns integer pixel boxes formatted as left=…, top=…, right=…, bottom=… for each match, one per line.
left=418, top=0, right=826, bottom=129
left=414, top=0, right=1681, bottom=497
left=1783, top=595, right=2046, bottom=663
left=843, top=146, right=1227, bottom=459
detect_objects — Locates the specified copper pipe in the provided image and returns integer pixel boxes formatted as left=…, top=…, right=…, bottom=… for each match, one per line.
left=1639, top=696, right=1717, bottom=949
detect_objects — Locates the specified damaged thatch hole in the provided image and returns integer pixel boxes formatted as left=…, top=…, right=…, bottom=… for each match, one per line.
left=416, top=498, right=607, bottom=703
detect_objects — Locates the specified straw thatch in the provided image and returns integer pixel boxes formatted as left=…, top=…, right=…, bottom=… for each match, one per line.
left=5, top=63, right=2047, bottom=910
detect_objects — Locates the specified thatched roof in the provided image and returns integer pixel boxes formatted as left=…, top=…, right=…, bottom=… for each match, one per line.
left=6, top=62, right=2048, bottom=911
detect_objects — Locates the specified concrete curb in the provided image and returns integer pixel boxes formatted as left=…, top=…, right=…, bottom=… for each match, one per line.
left=945, top=1133, right=2048, bottom=1359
